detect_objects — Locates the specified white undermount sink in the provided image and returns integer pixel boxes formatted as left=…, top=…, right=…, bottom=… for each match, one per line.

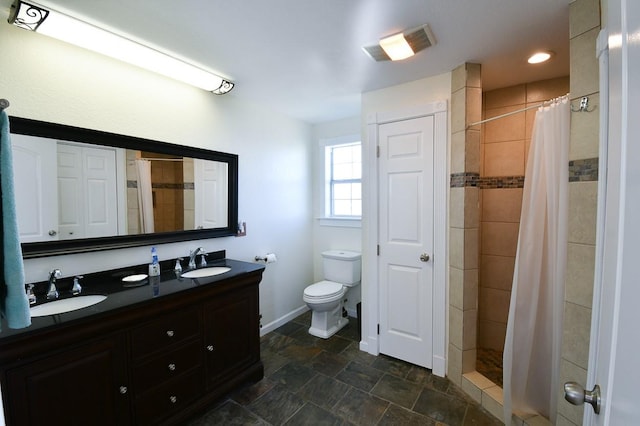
left=181, top=267, right=231, bottom=279
left=30, top=295, right=107, bottom=317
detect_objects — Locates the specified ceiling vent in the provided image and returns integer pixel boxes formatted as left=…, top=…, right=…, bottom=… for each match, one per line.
left=363, top=24, right=436, bottom=62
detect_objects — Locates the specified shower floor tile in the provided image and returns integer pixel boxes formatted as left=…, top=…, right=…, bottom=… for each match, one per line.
left=477, top=348, right=503, bottom=387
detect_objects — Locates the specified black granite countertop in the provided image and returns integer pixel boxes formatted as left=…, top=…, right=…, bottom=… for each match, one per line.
left=0, top=251, right=265, bottom=341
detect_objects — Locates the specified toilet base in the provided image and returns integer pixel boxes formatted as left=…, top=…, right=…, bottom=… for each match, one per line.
left=308, top=312, right=348, bottom=339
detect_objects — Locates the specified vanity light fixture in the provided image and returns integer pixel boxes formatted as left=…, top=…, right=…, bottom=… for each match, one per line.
left=7, top=0, right=234, bottom=94
left=527, top=51, right=553, bottom=64
left=363, top=24, right=436, bottom=62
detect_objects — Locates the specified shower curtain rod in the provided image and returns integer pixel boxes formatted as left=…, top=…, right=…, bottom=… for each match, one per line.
left=467, top=94, right=589, bottom=128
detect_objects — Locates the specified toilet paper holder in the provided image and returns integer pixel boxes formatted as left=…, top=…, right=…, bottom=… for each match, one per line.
left=255, top=253, right=277, bottom=263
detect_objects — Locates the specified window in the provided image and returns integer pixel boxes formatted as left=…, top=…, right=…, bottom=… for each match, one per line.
left=325, top=141, right=361, bottom=218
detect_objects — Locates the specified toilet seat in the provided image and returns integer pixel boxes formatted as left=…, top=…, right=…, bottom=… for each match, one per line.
left=303, top=281, right=344, bottom=301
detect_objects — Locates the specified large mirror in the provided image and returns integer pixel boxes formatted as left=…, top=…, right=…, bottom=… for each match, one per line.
left=9, top=117, right=238, bottom=258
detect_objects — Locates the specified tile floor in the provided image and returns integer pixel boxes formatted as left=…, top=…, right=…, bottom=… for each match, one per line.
left=188, top=311, right=502, bottom=425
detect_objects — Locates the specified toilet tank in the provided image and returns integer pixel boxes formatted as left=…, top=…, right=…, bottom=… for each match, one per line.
left=322, top=250, right=361, bottom=286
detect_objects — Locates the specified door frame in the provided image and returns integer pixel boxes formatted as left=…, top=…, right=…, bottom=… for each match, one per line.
left=361, top=101, right=448, bottom=376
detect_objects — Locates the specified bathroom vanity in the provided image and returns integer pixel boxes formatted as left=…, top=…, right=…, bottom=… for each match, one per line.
left=0, top=255, right=264, bottom=425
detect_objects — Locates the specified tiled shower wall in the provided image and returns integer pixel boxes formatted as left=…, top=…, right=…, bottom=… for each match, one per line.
left=479, top=77, right=570, bottom=351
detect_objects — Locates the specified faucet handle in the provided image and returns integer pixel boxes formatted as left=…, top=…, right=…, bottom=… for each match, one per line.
left=72, top=276, right=83, bottom=295
left=174, top=258, right=183, bottom=272
left=26, top=284, right=36, bottom=305
left=199, top=253, right=208, bottom=268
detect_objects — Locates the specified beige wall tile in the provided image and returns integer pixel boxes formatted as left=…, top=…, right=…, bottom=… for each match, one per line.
left=451, top=63, right=467, bottom=93
left=570, top=0, right=601, bottom=38
left=462, top=348, right=477, bottom=374
left=526, top=77, right=571, bottom=103
left=568, top=181, right=598, bottom=245
left=467, top=63, right=482, bottom=88
left=561, top=302, right=592, bottom=369
left=484, top=106, right=526, bottom=143
left=485, top=85, right=526, bottom=109
left=558, top=359, right=588, bottom=424
left=467, top=87, right=482, bottom=128
left=463, top=309, right=477, bottom=350
left=479, top=287, right=511, bottom=323
left=450, top=267, right=464, bottom=310
left=465, top=228, right=480, bottom=269
left=478, top=319, right=506, bottom=351
left=466, top=129, right=481, bottom=173
left=570, top=27, right=600, bottom=98
left=465, top=187, right=480, bottom=227
left=570, top=93, right=600, bottom=160
left=481, top=254, right=516, bottom=291
left=448, top=343, right=462, bottom=385
left=451, top=130, right=465, bottom=174
left=464, top=269, right=479, bottom=310
left=525, top=108, right=537, bottom=140
left=555, top=414, right=579, bottom=426
left=482, top=222, right=519, bottom=257
left=450, top=227, right=465, bottom=269
left=484, top=141, right=525, bottom=176
left=482, top=386, right=505, bottom=422
left=452, top=88, right=466, bottom=133
left=566, top=243, right=595, bottom=308
left=482, top=188, right=523, bottom=222
left=450, top=187, right=465, bottom=228
left=450, top=306, right=463, bottom=348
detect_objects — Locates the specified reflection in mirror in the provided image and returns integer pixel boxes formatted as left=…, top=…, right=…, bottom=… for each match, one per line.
left=9, top=117, right=238, bottom=258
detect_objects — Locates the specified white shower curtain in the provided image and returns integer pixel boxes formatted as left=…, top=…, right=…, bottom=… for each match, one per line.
left=135, top=159, right=155, bottom=233
left=503, top=95, right=570, bottom=424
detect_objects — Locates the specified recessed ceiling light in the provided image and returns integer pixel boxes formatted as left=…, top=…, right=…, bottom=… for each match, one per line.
left=528, top=51, right=553, bottom=64
left=362, top=24, right=436, bottom=62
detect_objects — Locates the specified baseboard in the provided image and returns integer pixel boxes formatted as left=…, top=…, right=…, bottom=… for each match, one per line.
left=260, top=305, right=309, bottom=336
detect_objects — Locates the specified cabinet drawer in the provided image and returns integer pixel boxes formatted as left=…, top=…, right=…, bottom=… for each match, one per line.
left=135, top=370, right=204, bottom=425
left=133, top=339, right=202, bottom=391
left=131, top=308, right=200, bottom=359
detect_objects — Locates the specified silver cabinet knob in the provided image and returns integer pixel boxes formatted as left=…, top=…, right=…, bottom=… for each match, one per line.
left=48, top=230, right=57, bottom=236
left=420, top=253, right=430, bottom=262
left=207, top=345, right=214, bottom=352
left=564, top=382, right=601, bottom=414
left=119, top=386, right=128, bottom=394
left=166, top=330, right=174, bottom=337
left=168, top=363, right=176, bottom=371
left=169, top=395, right=177, bottom=404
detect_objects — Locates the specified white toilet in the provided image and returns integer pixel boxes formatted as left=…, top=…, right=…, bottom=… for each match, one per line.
left=303, top=250, right=361, bottom=338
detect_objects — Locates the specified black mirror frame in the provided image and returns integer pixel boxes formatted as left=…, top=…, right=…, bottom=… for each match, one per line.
left=9, top=116, right=239, bottom=258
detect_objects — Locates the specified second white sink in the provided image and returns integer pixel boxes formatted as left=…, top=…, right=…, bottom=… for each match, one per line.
left=181, top=267, right=231, bottom=279
left=30, top=295, right=107, bottom=317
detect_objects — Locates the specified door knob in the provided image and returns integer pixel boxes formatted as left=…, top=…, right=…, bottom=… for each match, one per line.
left=564, top=381, right=601, bottom=414
left=420, top=253, right=430, bottom=262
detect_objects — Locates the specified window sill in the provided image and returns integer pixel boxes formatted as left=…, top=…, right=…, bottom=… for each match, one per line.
left=317, top=217, right=362, bottom=228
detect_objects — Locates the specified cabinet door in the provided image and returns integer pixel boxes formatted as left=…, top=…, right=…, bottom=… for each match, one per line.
left=203, top=286, right=260, bottom=386
left=4, top=336, right=130, bottom=426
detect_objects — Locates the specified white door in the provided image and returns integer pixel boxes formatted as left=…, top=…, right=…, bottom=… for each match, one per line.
left=378, top=116, right=434, bottom=368
left=11, top=134, right=59, bottom=243
left=57, top=143, right=118, bottom=239
left=583, top=1, right=640, bottom=424
left=194, top=159, right=228, bottom=229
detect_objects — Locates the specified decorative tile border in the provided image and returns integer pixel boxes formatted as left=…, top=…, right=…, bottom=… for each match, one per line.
left=569, top=158, right=598, bottom=182
left=127, top=181, right=195, bottom=190
left=450, top=158, right=598, bottom=188
left=450, top=172, right=480, bottom=188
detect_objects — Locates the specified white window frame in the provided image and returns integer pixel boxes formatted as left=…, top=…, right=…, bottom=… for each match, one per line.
left=317, top=134, right=361, bottom=228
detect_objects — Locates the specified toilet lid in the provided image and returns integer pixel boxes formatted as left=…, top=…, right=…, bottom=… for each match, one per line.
left=304, top=281, right=344, bottom=299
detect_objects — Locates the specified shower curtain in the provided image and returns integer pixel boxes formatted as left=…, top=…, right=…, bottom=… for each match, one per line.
left=135, top=159, right=154, bottom=233
left=503, top=95, right=569, bottom=424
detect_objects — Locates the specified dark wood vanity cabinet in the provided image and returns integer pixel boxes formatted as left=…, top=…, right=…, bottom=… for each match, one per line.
left=4, top=335, right=130, bottom=426
left=0, top=268, right=264, bottom=426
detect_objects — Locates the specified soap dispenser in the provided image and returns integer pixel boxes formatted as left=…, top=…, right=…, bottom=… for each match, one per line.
left=149, top=247, right=160, bottom=277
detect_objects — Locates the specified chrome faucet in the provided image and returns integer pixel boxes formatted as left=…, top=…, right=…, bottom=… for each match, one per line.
left=188, top=247, right=207, bottom=269
left=47, top=269, right=61, bottom=300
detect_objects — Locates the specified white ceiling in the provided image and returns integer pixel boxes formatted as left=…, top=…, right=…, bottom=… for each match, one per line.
left=3, top=0, right=570, bottom=123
